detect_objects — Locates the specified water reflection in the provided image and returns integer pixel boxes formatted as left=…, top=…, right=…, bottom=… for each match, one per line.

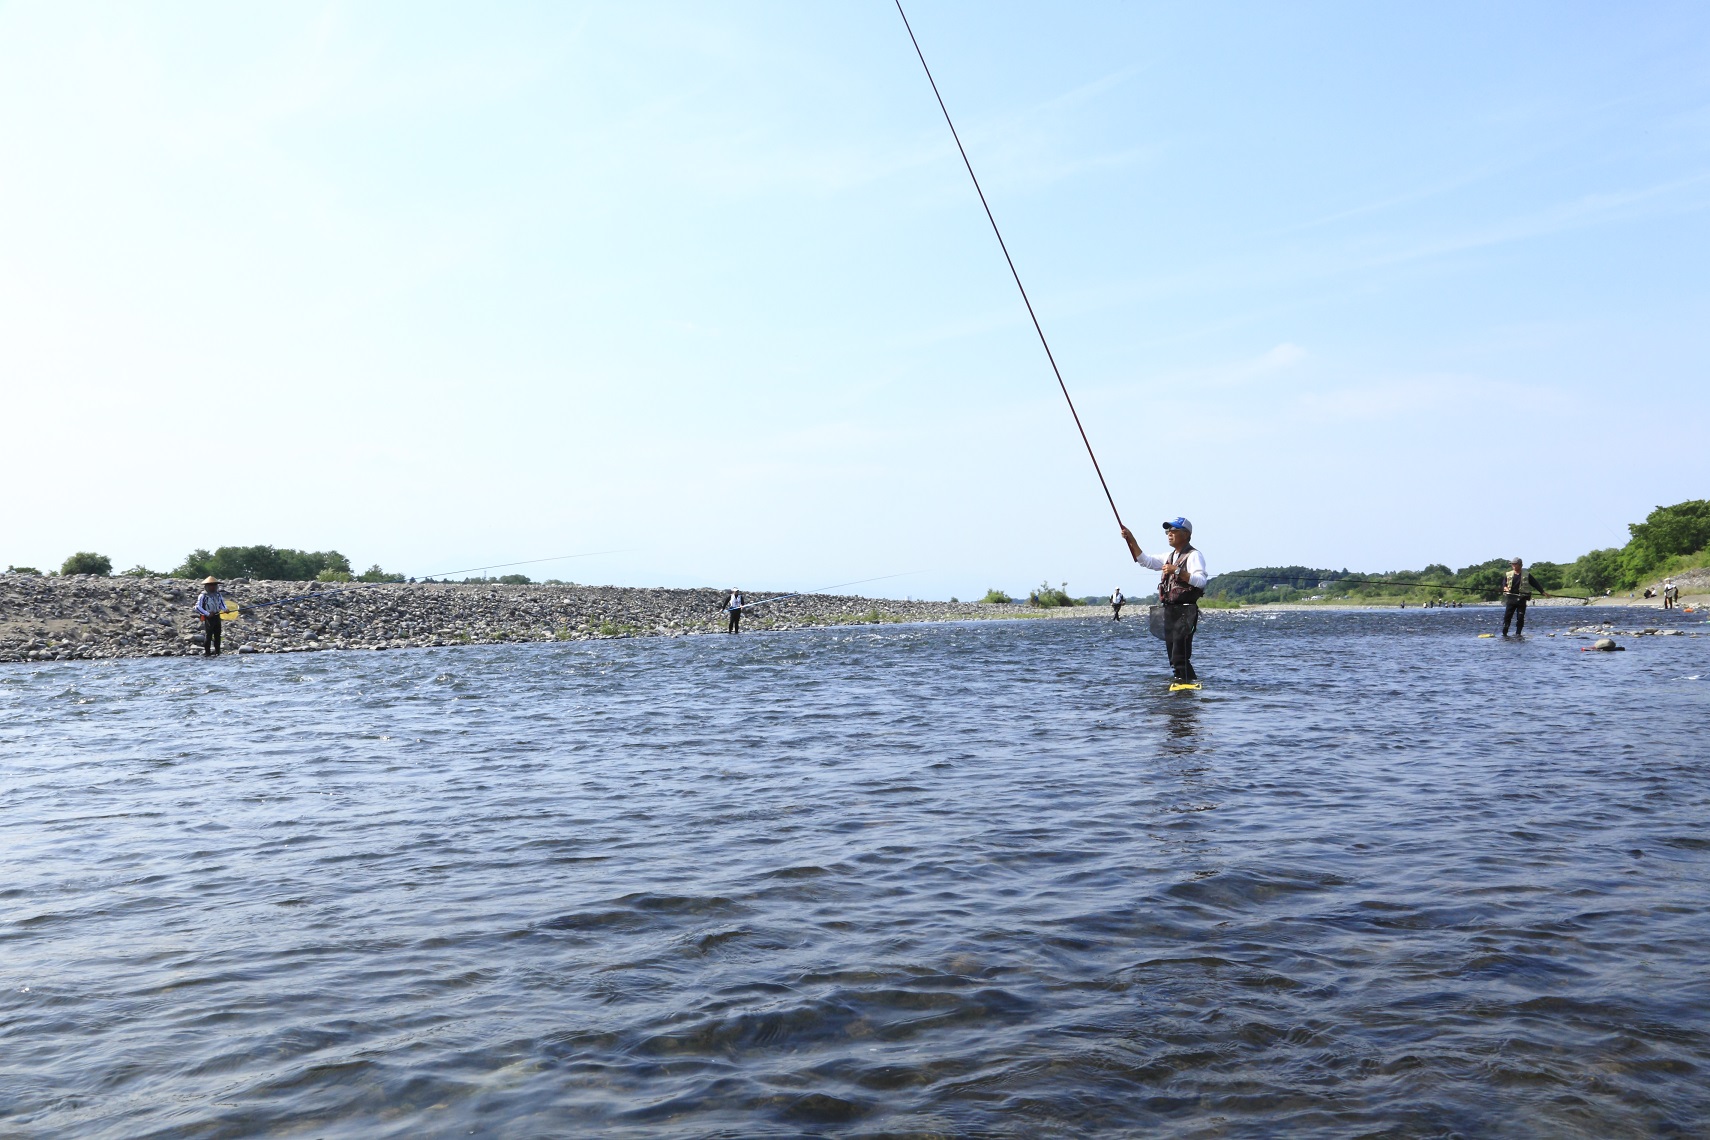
left=1159, top=689, right=1204, bottom=752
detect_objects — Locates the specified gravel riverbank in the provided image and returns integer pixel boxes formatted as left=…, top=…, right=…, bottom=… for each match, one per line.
left=0, top=577, right=1100, bottom=664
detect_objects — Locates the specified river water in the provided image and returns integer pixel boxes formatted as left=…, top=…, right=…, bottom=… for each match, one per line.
left=3, top=606, right=1707, bottom=1138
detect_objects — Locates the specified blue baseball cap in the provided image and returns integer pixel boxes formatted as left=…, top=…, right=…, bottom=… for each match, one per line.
left=1163, top=517, right=1193, bottom=533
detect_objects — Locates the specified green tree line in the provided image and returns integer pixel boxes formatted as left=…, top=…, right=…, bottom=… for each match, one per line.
left=1207, top=499, right=1709, bottom=603
left=11, top=544, right=540, bottom=584
left=10, top=545, right=404, bottom=583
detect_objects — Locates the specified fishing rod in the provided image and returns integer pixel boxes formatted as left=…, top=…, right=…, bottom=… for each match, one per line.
left=1209, top=571, right=1593, bottom=601
left=895, top=2, right=1132, bottom=554
left=725, top=571, right=925, bottom=613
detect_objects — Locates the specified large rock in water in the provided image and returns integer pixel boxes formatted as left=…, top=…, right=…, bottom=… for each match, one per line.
left=1591, top=637, right=1620, bottom=651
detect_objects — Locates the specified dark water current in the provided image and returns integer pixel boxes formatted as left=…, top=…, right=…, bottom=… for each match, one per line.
left=4, top=607, right=1708, bottom=1138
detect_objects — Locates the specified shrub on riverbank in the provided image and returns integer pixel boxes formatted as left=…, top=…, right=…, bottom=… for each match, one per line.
left=60, top=552, right=111, bottom=576
left=979, top=589, right=1012, bottom=604
left=1029, top=581, right=1076, bottom=607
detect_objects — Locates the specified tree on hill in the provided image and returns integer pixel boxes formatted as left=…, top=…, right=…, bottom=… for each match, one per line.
left=1528, top=561, right=1566, bottom=591
left=1569, top=548, right=1623, bottom=593
left=60, top=552, right=112, bottom=576
left=1610, top=499, right=1710, bottom=587
left=1453, top=558, right=1511, bottom=600
left=1562, top=500, right=1710, bottom=591
left=1628, top=499, right=1710, bottom=560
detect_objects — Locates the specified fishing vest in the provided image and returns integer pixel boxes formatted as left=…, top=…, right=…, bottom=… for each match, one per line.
left=1160, top=547, right=1203, bottom=606
left=1503, top=569, right=1531, bottom=600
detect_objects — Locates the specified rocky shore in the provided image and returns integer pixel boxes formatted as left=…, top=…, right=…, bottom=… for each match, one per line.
left=0, top=576, right=1094, bottom=664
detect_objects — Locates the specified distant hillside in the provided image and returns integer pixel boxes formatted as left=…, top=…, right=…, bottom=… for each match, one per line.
left=1207, top=498, right=1708, bottom=604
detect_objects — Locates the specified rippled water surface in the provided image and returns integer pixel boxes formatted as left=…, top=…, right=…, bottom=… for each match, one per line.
left=4, top=607, right=1709, bottom=1138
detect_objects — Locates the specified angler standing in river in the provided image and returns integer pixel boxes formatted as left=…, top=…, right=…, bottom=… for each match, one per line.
left=1500, top=558, right=1544, bottom=636
left=1111, top=586, right=1124, bottom=621
left=1123, top=518, right=1208, bottom=682
left=725, top=588, right=744, bottom=634
left=193, top=576, right=227, bottom=657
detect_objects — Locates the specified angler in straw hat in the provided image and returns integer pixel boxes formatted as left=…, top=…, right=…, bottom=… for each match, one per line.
left=193, top=576, right=227, bottom=657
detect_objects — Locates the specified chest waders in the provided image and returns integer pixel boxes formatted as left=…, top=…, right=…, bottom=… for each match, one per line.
left=1502, top=570, right=1531, bottom=636
left=1150, top=547, right=1203, bottom=681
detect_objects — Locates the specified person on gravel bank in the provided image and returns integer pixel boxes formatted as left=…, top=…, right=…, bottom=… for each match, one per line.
left=194, top=576, right=227, bottom=657
left=1122, top=517, right=1208, bottom=682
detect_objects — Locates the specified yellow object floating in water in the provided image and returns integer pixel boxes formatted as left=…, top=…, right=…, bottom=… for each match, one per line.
left=1477, top=633, right=1495, bottom=638
left=1169, top=682, right=1202, bottom=692
left=219, top=601, right=240, bottom=622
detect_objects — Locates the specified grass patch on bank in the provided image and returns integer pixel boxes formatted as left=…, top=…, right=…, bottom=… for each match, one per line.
left=1645, top=548, right=1710, bottom=582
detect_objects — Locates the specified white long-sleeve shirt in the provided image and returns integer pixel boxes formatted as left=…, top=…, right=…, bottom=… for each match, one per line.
left=1136, top=546, right=1208, bottom=589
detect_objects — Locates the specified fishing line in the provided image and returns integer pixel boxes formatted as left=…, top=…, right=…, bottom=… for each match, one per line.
left=241, top=584, right=363, bottom=612
left=238, top=549, right=629, bottom=612
left=894, top=1, right=1128, bottom=537
left=416, top=549, right=631, bottom=582
left=732, top=571, right=926, bottom=612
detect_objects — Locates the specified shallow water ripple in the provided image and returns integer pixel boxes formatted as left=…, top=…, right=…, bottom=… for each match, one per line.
left=3, top=607, right=1708, bottom=1137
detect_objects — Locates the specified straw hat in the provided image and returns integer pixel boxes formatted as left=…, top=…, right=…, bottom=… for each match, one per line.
left=203, top=576, right=220, bottom=585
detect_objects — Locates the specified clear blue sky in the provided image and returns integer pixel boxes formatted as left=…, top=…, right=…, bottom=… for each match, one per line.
left=2, top=2, right=1705, bottom=597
